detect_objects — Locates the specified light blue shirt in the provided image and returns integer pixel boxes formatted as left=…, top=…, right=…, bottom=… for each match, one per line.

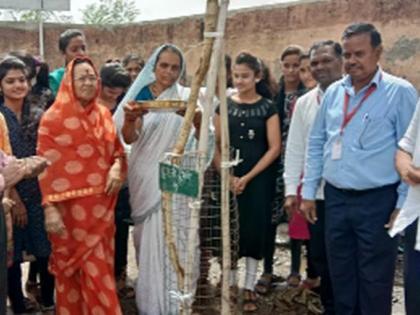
left=302, top=68, right=418, bottom=208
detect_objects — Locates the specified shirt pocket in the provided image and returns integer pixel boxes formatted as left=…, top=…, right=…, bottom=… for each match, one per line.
left=358, top=117, right=392, bottom=150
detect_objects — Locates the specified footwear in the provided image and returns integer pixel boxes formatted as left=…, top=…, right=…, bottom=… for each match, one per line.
left=41, top=304, right=55, bottom=315
left=116, top=270, right=135, bottom=299
left=242, top=289, right=258, bottom=313
left=300, top=277, right=320, bottom=290
left=286, top=273, right=301, bottom=287
left=13, top=297, right=39, bottom=314
left=25, top=280, right=42, bottom=303
left=254, top=273, right=284, bottom=295
left=216, top=283, right=239, bottom=304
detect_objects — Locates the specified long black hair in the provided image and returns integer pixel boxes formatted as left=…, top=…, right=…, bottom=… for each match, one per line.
left=234, top=51, right=272, bottom=99
left=0, top=56, right=42, bottom=142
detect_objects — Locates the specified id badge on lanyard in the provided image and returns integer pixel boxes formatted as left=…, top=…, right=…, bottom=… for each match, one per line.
left=333, top=84, right=377, bottom=160
left=331, top=138, right=343, bottom=160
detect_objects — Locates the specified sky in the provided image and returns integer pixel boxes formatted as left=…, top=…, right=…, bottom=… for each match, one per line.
left=69, top=0, right=297, bottom=22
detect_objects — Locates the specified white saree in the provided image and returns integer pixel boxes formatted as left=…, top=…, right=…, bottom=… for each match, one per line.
left=113, top=44, right=213, bottom=315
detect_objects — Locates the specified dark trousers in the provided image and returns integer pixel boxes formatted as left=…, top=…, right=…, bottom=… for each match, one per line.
left=0, top=206, right=7, bottom=315
left=307, top=200, right=335, bottom=314
left=114, top=187, right=131, bottom=278
left=324, top=183, right=399, bottom=315
left=404, top=220, right=420, bottom=315
left=263, top=223, right=277, bottom=274
left=8, top=256, right=54, bottom=312
left=290, top=239, right=317, bottom=278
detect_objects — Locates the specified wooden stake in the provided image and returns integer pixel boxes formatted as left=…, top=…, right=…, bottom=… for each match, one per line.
left=218, top=41, right=232, bottom=315
left=161, top=1, right=219, bottom=314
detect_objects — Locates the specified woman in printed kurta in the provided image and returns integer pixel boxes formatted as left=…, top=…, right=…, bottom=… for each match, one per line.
left=0, top=56, right=54, bottom=314
left=37, top=56, right=126, bottom=315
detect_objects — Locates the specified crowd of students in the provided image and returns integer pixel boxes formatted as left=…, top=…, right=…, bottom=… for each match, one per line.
left=0, top=21, right=419, bottom=315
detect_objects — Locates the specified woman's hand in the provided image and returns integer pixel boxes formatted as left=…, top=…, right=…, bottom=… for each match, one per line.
left=23, top=156, right=50, bottom=179
left=123, top=101, right=148, bottom=123
left=45, top=205, right=65, bottom=235
left=105, top=160, right=124, bottom=196
left=230, top=175, right=251, bottom=195
left=229, top=176, right=239, bottom=193
left=1, top=157, right=26, bottom=189
left=11, top=197, right=28, bottom=228
left=235, top=175, right=250, bottom=195
left=176, top=108, right=202, bottom=130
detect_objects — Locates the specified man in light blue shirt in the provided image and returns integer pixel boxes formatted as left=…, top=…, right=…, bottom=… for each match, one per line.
left=301, top=23, right=418, bottom=315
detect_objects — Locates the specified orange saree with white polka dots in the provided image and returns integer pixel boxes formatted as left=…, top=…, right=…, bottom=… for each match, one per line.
left=37, top=57, right=126, bottom=315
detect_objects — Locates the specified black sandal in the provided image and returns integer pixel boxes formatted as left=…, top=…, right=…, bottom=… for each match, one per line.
left=255, top=273, right=280, bottom=295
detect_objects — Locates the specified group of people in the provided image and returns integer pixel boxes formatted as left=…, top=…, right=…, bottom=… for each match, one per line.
left=0, top=20, right=418, bottom=315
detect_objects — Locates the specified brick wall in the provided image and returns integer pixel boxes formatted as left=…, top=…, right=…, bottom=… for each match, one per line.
left=0, top=0, right=419, bottom=87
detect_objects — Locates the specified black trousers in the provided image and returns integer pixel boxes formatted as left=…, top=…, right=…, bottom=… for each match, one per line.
left=263, top=223, right=277, bottom=274
left=114, top=187, right=131, bottom=278
left=308, top=200, right=335, bottom=315
left=404, top=220, right=420, bottom=315
left=324, top=183, right=398, bottom=315
left=8, top=256, right=54, bottom=312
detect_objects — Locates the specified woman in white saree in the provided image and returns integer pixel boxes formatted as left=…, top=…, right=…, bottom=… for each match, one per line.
left=113, top=44, right=202, bottom=315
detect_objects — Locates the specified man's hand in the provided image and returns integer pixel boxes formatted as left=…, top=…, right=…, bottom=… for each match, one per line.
left=384, top=208, right=400, bottom=230
left=407, top=165, right=420, bottom=185
left=300, top=199, right=317, bottom=224
left=284, top=195, right=297, bottom=219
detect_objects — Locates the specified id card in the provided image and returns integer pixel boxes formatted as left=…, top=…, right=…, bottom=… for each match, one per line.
left=331, top=139, right=342, bottom=160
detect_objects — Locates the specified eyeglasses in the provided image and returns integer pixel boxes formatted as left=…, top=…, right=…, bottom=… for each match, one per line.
left=74, top=76, right=97, bottom=84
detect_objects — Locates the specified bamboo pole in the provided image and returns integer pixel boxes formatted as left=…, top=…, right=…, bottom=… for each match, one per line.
left=171, top=0, right=219, bottom=157
left=182, top=1, right=231, bottom=314
left=218, top=43, right=232, bottom=315
left=160, top=1, right=219, bottom=314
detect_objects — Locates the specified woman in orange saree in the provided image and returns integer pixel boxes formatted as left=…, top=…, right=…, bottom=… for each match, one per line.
left=37, top=56, right=126, bottom=315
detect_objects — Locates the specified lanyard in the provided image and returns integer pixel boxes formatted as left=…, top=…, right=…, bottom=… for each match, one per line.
left=340, top=84, right=377, bottom=135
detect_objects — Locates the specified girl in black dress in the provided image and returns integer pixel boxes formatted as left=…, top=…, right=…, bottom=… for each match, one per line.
left=214, top=52, right=281, bottom=312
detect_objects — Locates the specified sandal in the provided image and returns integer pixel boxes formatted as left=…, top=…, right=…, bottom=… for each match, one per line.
left=286, top=273, right=301, bottom=287
left=300, top=277, right=320, bottom=290
left=41, top=304, right=55, bottom=315
left=25, top=280, right=42, bottom=303
left=13, top=297, right=39, bottom=314
left=116, top=270, right=135, bottom=299
left=243, top=289, right=258, bottom=313
left=255, top=273, right=284, bottom=295
left=118, top=285, right=135, bottom=299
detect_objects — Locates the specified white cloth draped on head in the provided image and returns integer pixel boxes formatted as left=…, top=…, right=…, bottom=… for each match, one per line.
left=113, top=44, right=194, bottom=224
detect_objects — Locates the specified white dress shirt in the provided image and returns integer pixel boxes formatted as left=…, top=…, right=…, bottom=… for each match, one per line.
left=284, top=86, right=325, bottom=199
left=390, top=99, right=420, bottom=251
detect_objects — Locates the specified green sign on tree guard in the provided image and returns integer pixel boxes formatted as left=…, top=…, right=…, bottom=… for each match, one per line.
left=159, top=162, right=199, bottom=198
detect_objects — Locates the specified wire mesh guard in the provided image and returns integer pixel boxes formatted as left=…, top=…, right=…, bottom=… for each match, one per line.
left=159, top=151, right=239, bottom=315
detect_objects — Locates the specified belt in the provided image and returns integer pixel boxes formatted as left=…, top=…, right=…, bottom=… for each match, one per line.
left=326, top=182, right=399, bottom=196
